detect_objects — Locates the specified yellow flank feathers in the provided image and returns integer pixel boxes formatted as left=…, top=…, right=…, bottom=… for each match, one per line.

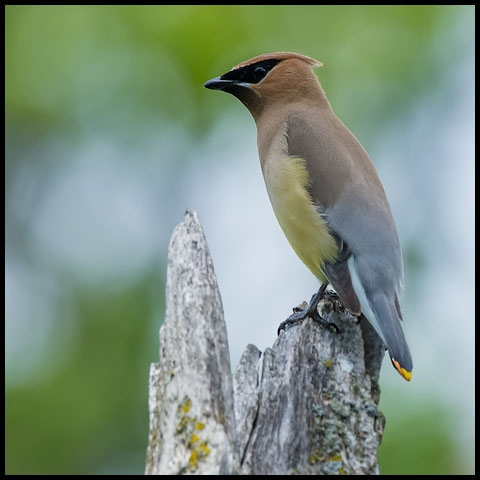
left=264, top=156, right=338, bottom=282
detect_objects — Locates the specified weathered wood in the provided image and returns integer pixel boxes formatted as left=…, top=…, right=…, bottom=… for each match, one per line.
left=146, top=210, right=386, bottom=475
left=145, top=210, right=237, bottom=475
left=239, top=302, right=385, bottom=475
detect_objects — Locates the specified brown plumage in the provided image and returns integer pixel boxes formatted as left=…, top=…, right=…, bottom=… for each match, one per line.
left=204, top=52, right=412, bottom=381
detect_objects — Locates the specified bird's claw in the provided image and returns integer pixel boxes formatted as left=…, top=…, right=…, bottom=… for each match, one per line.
left=277, top=306, right=341, bottom=336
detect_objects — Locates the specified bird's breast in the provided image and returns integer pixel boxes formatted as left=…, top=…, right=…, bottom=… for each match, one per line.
left=262, top=153, right=338, bottom=281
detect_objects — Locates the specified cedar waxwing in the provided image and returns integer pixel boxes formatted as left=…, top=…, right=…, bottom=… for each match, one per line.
left=204, top=52, right=412, bottom=381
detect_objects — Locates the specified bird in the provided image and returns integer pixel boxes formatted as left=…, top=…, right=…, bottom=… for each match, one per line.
left=204, top=52, right=412, bottom=381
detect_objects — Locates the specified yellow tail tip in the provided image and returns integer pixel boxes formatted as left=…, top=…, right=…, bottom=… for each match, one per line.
left=392, top=358, right=412, bottom=382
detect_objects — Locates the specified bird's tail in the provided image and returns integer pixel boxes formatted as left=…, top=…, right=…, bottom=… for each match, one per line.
left=367, top=291, right=413, bottom=381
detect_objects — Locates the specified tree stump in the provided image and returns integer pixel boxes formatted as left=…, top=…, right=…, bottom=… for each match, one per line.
left=145, top=210, right=386, bottom=475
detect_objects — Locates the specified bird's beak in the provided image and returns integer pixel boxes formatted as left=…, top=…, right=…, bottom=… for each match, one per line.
left=203, top=76, right=237, bottom=90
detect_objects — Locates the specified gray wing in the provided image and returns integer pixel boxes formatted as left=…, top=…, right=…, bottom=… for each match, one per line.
left=286, top=110, right=403, bottom=304
left=286, top=110, right=412, bottom=377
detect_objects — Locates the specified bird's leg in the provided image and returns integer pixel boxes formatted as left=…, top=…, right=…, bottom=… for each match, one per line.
left=277, top=284, right=340, bottom=335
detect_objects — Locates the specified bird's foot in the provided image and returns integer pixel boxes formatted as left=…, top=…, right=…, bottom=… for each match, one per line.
left=277, top=308, right=309, bottom=335
left=310, top=308, right=341, bottom=334
left=277, top=284, right=340, bottom=335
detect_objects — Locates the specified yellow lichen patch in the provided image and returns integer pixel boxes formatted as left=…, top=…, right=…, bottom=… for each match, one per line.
left=177, top=397, right=192, bottom=417
left=324, top=360, right=333, bottom=369
left=327, top=454, right=341, bottom=462
left=175, top=397, right=211, bottom=473
left=182, top=398, right=192, bottom=413
left=308, top=449, right=324, bottom=465
left=176, top=415, right=189, bottom=435
left=186, top=439, right=211, bottom=472
left=188, top=450, right=198, bottom=470
left=188, top=434, right=200, bottom=446
left=199, top=442, right=211, bottom=455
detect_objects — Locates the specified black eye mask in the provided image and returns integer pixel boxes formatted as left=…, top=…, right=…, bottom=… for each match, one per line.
left=220, top=59, right=280, bottom=84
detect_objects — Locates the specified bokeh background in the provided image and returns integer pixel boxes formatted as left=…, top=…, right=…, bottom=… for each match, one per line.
left=5, top=5, right=475, bottom=475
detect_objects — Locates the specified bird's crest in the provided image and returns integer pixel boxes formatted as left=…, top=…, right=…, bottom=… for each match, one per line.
left=232, top=52, right=323, bottom=71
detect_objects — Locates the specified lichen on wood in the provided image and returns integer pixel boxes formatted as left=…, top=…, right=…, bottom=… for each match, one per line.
left=145, top=210, right=386, bottom=475
left=145, top=210, right=237, bottom=475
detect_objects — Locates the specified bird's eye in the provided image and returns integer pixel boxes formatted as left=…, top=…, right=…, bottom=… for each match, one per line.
left=220, top=59, right=279, bottom=85
left=253, top=66, right=267, bottom=81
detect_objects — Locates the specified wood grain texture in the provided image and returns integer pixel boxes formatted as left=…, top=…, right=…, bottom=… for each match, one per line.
left=146, top=210, right=386, bottom=475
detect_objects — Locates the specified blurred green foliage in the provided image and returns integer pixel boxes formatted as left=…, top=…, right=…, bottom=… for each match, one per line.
left=5, top=5, right=474, bottom=475
left=379, top=406, right=461, bottom=475
left=6, top=277, right=162, bottom=474
left=5, top=5, right=454, bottom=138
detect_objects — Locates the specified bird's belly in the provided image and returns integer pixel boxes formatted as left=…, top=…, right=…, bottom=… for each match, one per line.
left=263, top=155, right=337, bottom=281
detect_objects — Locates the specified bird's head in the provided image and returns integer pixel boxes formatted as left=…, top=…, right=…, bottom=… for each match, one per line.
left=204, top=52, right=326, bottom=119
